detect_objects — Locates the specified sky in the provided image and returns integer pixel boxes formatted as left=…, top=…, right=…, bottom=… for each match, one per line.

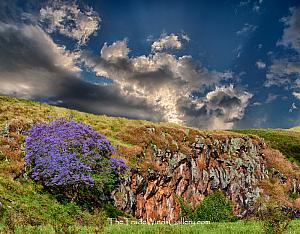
left=0, top=0, right=300, bottom=129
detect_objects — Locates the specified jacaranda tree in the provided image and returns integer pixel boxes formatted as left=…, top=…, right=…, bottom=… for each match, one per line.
left=24, top=118, right=128, bottom=206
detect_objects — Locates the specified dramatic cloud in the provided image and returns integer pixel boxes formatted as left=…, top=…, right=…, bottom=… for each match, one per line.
left=0, top=23, right=76, bottom=84
left=0, top=22, right=249, bottom=129
left=83, top=39, right=251, bottom=129
left=39, top=0, right=100, bottom=46
left=151, top=33, right=182, bottom=51
left=0, top=23, right=163, bottom=121
left=179, top=85, right=252, bottom=129
left=0, top=3, right=253, bottom=130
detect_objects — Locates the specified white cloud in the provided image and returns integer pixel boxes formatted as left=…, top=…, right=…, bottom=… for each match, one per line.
left=266, top=93, right=278, bottom=103
left=180, top=85, right=252, bottom=129
left=293, top=92, right=300, bottom=100
left=289, top=102, right=297, bottom=112
left=237, top=23, right=257, bottom=36
left=277, top=7, right=300, bottom=53
left=267, top=8, right=300, bottom=88
left=83, top=39, right=251, bottom=129
left=151, top=33, right=182, bottom=51
left=256, top=60, right=266, bottom=69
left=39, top=0, right=100, bottom=46
left=0, top=2, right=253, bottom=129
left=238, top=0, right=251, bottom=7
left=252, top=102, right=262, bottom=106
left=0, top=23, right=164, bottom=121
left=235, top=45, right=243, bottom=58
left=205, top=85, right=252, bottom=129
left=265, top=58, right=300, bottom=88
left=253, top=0, right=264, bottom=13
left=238, top=0, right=263, bottom=13
left=256, top=61, right=265, bottom=69
left=101, top=40, right=130, bottom=62
left=181, top=33, right=190, bottom=42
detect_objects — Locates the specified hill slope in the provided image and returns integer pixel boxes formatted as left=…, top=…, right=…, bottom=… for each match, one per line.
left=1, top=95, right=300, bottom=232
left=230, top=129, right=300, bottom=166
left=289, top=126, right=300, bottom=132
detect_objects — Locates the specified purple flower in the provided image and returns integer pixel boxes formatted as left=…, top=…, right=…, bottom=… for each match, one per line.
left=24, top=118, right=122, bottom=191
left=110, top=158, right=129, bottom=176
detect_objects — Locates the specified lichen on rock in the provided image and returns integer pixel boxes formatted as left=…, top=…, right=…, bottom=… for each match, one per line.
left=113, top=126, right=300, bottom=221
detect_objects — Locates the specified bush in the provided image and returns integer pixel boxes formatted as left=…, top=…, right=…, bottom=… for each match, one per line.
left=180, top=191, right=237, bottom=222
left=258, top=202, right=291, bottom=234
left=24, top=118, right=129, bottom=205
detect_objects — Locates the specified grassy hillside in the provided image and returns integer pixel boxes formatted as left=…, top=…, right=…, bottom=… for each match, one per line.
left=0, top=95, right=245, bottom=233
left=290, top=126, right=300, bottom=132
left=1, top=95, right=300, bottom=233
left=0, top=95, right=246, bottom=171
left=0, top=96, right=241, bottom=142
left=230, top=129, right=300, bottom=166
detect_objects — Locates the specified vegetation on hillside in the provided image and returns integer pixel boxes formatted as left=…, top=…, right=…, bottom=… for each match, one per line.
left=230, top=129, right=300, bottom=165
left=179, top=191, right=238, bottom=222
left=289, top=126, right=300, bottom=132
left=1, top=95, right=300, bottom=233
left=24, top=118, right=128, bottom=207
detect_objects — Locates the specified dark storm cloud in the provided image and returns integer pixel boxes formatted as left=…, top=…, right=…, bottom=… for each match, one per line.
left=178, top=86, right=252, bottom=129
left=0, top=23, right=164, bottom=122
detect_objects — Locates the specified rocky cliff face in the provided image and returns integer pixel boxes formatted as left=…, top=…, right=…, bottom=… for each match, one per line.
left=112, top=126, right=283, bottom=221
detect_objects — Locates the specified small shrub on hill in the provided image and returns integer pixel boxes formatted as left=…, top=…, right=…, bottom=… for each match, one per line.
left=179, top=191, right=237, bottom=222
left=257, top=201, right=291, bottom=234
left=24, top=118, right=129, bottom=206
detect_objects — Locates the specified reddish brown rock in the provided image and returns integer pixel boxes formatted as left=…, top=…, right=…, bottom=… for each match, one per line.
left=112, top=131, right=300, bottom=221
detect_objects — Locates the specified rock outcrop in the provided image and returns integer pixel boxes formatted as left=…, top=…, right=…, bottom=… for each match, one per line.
left=112, top=126, right=279, bottom=221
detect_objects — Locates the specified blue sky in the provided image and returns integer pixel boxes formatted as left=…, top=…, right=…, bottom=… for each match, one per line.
left=0, top=0, right=300, bottom=129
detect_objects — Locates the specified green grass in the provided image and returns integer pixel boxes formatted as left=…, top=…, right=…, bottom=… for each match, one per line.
left=230, top=129, right=300, bottom=166
left=11, top=225, right=99, bottom=234
left=101, top=220, right=300, bottom=234
left=2, top=220, right=300, bottom=234
left=1, top=95, right=300, bottom=233
left=0, top=176, right=106, bottom=233
left=289, top=126, right=300, bottom=132
left=0, top=95, right=151, bottom=147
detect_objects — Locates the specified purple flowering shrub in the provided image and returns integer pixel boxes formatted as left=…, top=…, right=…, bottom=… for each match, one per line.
left=24, top=118, right=129, bottom=204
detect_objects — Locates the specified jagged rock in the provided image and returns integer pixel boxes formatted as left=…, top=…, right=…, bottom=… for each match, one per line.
left=113, top=135, right=285, bottom=221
